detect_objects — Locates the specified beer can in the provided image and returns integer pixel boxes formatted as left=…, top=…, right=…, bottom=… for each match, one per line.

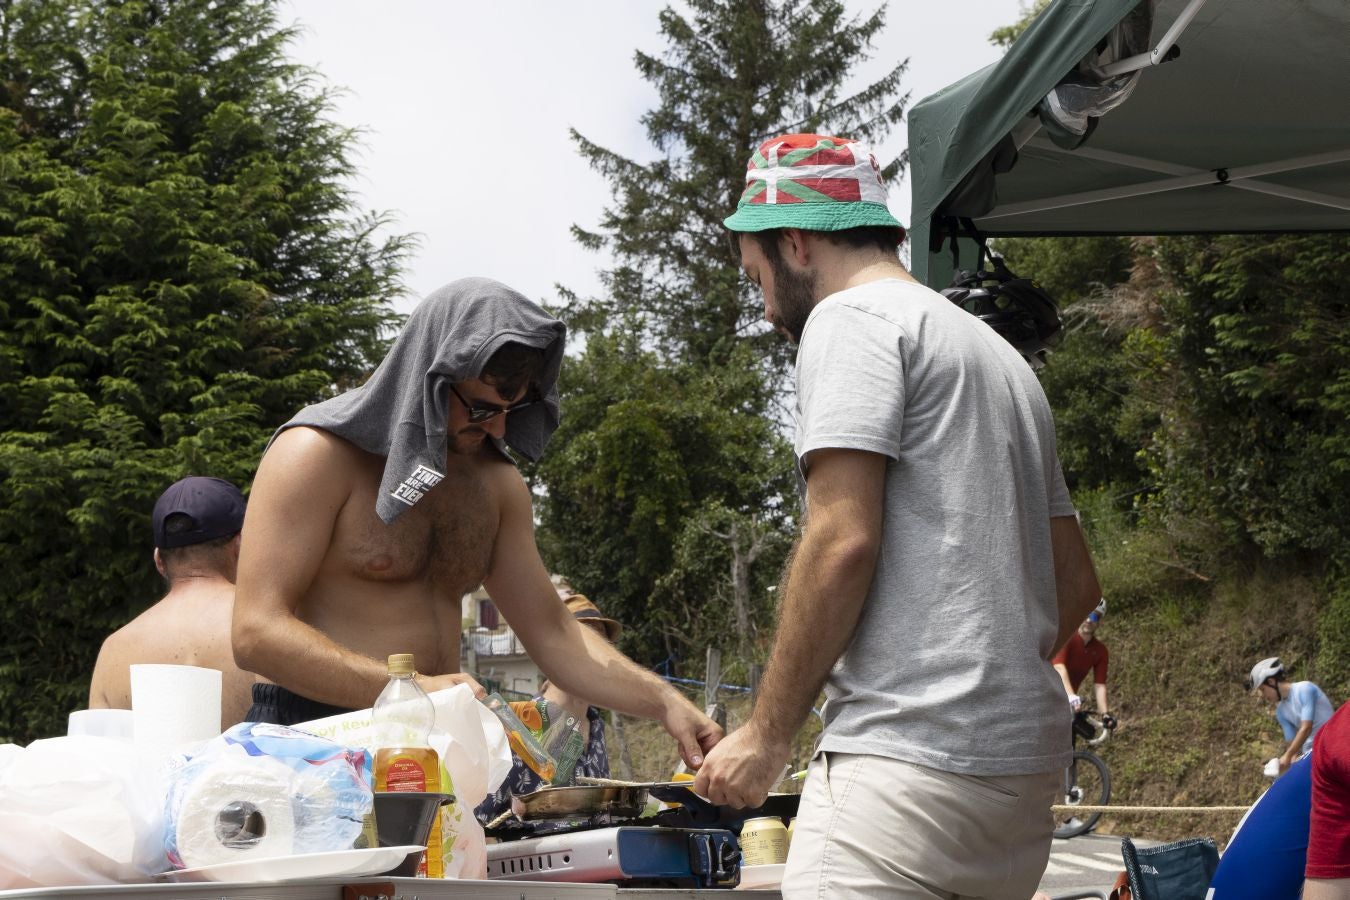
left=739, top=816, right=788, bottom=866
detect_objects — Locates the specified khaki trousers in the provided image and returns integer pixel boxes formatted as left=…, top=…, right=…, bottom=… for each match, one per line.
left=781, top=752, right=1059, bottom=900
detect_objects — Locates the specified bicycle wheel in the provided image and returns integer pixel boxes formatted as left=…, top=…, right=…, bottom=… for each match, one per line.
left=1053, top=750, right=1111, bottom=839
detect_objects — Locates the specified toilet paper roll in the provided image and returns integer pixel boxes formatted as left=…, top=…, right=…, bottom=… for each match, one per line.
left=173, top=759, right=297, bottom=868
left=130, top=664, right=221, bottom=748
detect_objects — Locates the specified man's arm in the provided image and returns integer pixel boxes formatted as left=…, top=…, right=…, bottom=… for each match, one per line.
left=1050, top=515, right=1101, bottom=656
left=696, top=448, right=885, bottom=809
left=1281, top=721, right=1314, bottom=770
left=1304, top=879, right=1350, bottom=899
left=1052, top=662, right=1075, bottom=696
left=1094, top=682, right=1109, bottom=716
left=87, top=633, right=129, bottom=710
left=483, top=469, right=721, bottom=768
left=232, top=428, right=475, bottom=708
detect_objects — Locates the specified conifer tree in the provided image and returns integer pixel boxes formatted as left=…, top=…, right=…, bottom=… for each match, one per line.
left=0, top=0, right=409, bottom=741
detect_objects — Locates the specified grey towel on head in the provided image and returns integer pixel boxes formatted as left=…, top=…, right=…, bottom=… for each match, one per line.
left=272, top=277, right=566, bottom=523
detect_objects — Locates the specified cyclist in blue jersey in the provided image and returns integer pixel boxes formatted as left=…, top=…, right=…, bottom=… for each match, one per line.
left=1248, top=657, right=1335, bottom=774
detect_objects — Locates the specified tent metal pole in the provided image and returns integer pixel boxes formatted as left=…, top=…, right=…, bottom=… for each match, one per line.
left=1100, top=0, right=1210, bottom=77
left=1231, top=182, right=1350, bottom=214
left=982, top=147, right=1350, bottom=220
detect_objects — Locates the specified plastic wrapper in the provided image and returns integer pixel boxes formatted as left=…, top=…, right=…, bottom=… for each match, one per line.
left=0, top=735, right=171, bottom=888
left=298, top=684, right=511, bottom=879
left=542, top=711, right=585, bottom=786
left=482, top=692, right=557, bottom=783
left=164, top=722, right=372, bottom=869
left=1038, top=0, right=1157, bottom=149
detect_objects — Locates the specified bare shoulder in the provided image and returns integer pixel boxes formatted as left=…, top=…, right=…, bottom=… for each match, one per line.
left=263, top=426, right=363, bottom=472
left=481, top=451, right=532, bottom=509
left=251, top=426, right=365, bottom=512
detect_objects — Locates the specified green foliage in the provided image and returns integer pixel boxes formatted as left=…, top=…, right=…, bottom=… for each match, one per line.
left=997, top=236, right=1150, bottom=497
left=0, top=0, right=408, bottom=742
left=1316, top=575, right=1350, bottom=702
left=530, top=332, right=796, bottom=668
left=1142, top=234, right=1350, bottom=559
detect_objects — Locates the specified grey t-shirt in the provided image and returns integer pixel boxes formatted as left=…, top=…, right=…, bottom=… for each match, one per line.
left=795, top=278, right=1075, bottom=776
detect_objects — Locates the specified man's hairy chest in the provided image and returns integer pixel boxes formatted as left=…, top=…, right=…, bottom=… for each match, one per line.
left=329, top=468, right=498, bottom=593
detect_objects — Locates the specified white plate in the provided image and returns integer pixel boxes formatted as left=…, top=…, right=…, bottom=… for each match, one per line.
left=737, top=862, right=785, bottom=890
left=160, top=845, right=426, bottom=883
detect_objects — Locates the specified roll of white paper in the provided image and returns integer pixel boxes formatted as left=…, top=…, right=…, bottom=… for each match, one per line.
left=173, top=758, right=297, bottom=868
left=130, top=664, right=221, bottom=748
left=67, top=708, right=134, bottom=740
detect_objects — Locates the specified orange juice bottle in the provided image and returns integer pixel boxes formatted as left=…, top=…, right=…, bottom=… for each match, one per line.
left=373, top=653, right=442, bottom=877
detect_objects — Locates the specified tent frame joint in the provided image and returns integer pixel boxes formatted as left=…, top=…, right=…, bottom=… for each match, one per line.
left=1099, top=0, right=1209, bottom=77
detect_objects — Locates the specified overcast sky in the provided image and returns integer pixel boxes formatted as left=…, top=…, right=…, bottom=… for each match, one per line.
left=281, top=1, right=1025, bottom=315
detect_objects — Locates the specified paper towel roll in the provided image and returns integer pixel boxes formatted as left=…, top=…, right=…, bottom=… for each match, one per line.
left=67, top=708, right=134, bottom=740
left=130, top=664, right=221, bottom=748
left=173, top=759, right=297, bottom=868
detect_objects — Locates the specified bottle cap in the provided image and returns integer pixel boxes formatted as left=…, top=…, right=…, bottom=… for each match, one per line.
left=387, top=653, right=415, bottom=676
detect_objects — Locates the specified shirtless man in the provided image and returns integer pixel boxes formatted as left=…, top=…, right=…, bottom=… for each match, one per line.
left=89, top=476, right=256, bottom=729
left=232, top=277, right=720, bottom=768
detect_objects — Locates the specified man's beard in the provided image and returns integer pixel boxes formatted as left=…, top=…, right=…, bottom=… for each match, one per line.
left=769, top=256, right=819, bottom=344
left=446, top=428, right=487, bottom=455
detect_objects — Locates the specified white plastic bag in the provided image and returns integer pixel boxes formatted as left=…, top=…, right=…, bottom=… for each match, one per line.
left=0, top=736, right=171, bottom=888
left=297, top=684, right=511, bottom=878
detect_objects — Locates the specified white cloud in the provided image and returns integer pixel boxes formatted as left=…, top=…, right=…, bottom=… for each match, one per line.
left=282, top=0, right=1021, bottom=314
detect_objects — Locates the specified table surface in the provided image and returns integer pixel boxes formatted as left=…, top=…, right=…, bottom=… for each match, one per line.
left=0, top=877, right=783, bottom=900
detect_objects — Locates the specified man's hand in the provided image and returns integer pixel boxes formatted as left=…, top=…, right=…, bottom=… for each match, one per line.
left=693, top=721, right=792, bottom=810
left=1068, top=693, right=1082, bottom=712
left=420, top=672, right=486, bottom=700
left=1101, top=713, right=1118, bottom=731
left=663, top=697, right=724, bottom=770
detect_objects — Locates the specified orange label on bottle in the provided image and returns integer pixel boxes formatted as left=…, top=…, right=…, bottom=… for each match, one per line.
left=383, top=756, right=428, bottom=792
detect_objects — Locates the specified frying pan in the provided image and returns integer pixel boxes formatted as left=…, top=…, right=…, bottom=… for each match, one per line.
left=510, top=780, right=690, bottom=821
left=510, top=779, right=801, bottom=832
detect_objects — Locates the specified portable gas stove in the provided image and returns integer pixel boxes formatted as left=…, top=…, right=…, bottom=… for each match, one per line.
left=486, top=825, right=741, bottom=889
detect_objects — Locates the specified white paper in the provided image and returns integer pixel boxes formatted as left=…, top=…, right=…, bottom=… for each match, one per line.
left=130, top=664, right=221, bottom=748
left=173, top=757, right=297, bottom=868
left=67, top=708, right=134, bottom=741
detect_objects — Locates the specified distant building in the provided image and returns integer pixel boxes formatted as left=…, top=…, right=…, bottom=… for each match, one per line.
left=460, top=585, right=544, bottom=698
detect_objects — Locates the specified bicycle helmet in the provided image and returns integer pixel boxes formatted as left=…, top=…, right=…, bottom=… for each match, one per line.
left=1088, top=598, right=1107, bottom=622
left=942, top=257, right=1063, bottom=368
left=1246, top=656, right=1285, bottom=692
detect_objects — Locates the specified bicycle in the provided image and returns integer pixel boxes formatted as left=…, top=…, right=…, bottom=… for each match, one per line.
left=1053, top=710, right=1114, bottom=839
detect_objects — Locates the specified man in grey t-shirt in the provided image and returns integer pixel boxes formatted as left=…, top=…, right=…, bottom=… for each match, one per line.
left=693, top=133, right=1102, bottom=900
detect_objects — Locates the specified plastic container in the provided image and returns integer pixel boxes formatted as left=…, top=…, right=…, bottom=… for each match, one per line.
left=373, top=654, right=443, bottom=877
left=373, top=792, right=454, bottom=876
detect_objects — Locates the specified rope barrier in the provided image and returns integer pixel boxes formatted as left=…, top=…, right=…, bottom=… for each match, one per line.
left=1052, top=804, right=1249, bottom=813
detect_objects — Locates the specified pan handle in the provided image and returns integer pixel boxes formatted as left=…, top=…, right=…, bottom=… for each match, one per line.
left=645, top=783, right=725, bottom=827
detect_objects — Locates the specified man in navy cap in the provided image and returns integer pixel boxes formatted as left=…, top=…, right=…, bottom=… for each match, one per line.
left=88, top=476, right=256, bottom=730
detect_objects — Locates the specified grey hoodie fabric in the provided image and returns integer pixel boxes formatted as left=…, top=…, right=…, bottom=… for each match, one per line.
left=272, top=277, right=566, bottom=524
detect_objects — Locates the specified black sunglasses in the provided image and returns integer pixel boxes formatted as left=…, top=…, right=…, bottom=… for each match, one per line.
left=448, top=383, right=540, bottom=424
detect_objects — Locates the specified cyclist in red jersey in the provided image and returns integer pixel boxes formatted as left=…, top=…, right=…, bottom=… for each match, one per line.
left=1053, top=598, right=1116, bottom=730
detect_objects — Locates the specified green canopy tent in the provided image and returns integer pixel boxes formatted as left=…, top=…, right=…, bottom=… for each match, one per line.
left=907, top=0, right=1350, bottom=288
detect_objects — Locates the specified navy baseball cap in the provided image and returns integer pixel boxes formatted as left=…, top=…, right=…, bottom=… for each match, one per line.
left=152, top=477, right=245, bottom=549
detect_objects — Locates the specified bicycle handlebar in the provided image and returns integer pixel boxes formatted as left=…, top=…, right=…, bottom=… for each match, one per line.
left=1073, top=710, right=1114, bottom=746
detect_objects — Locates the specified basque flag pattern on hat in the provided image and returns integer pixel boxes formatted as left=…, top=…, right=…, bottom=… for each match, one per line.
left=723, top=133, right=904, bottom=234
